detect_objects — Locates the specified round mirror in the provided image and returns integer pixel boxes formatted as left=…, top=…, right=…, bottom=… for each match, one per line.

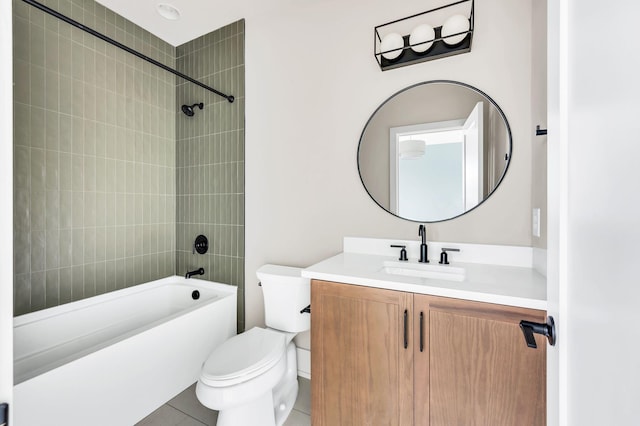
left=357, top=80, right=512, bottom=222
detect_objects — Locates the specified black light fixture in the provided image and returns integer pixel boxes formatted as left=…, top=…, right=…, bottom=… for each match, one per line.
left=181, top=103, right=204, bottom=117
left=374, top=0, right=474, bottom=71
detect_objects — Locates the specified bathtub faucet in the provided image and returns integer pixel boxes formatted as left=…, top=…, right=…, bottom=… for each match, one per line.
left=186, top=268, right=205, bottom=279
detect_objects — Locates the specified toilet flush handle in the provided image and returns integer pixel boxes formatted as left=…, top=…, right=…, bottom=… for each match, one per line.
left=300, top=305, right=311, bottom=314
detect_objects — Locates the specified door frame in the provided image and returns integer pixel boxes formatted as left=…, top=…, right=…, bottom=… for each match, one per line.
left=546, top=0, right=567, bottom=424
left=1, top=0, right=15, bottom=422
left=389, top=119, right=465, bottom=215
left=461, top=101, right=484, bottom=209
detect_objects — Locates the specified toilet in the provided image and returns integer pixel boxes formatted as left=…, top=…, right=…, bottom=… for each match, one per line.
left=195, top=264, right=310, bottom=426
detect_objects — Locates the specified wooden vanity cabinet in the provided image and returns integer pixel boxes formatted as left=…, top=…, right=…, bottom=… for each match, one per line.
left=413, top=294, right=546, bottom=426
left=310, top=279, right=414, bottom=425
left=311, top=280, right=547, bottom=426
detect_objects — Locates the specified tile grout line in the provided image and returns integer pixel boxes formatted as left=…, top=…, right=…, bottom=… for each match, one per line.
left=165, top=403, right=210, bottom=426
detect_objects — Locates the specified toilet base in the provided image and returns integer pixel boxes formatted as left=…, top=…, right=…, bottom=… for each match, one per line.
left=272, top=343, right=298, bottom=425
left=216, top=390, right=276, bottom=426
left=213, top=343, right=299, bottom=426
left=197, top=336, right=300, bottom=426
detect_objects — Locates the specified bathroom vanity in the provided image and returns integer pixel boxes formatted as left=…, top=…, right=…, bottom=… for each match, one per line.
left=303, top=238, right=547, bottom=425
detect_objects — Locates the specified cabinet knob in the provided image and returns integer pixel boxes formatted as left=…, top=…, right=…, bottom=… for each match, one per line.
left=519, top=316, right=556, bottom=348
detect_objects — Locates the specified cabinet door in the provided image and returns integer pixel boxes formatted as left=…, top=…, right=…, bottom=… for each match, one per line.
left=311, top=280, right=414, bottom=426
left=414, top=295, right=546, bottom=426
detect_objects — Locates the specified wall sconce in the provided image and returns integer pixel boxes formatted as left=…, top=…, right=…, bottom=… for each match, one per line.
left=374, top=0, right=474, bottom=71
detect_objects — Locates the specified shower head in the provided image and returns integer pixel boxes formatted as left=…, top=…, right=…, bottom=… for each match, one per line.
left=181, top=102, right=203, bottom=117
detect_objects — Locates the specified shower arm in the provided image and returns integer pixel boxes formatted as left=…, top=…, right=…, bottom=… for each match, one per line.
left=21, top=0, right=235, bottom=103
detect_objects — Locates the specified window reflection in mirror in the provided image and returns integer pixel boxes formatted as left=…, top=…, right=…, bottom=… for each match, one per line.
left=358, top=81, right=511, bottom=222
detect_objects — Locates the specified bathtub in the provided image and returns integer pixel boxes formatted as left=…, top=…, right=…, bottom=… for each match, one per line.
left=13, top=276, right=237, bottom=426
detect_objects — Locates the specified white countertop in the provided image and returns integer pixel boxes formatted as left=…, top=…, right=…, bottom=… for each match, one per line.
left=302, top=252, right=547, bottom=310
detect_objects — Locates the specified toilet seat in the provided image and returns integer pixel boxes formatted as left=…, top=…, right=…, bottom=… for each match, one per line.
left=200, top=327, right=285, bottom=387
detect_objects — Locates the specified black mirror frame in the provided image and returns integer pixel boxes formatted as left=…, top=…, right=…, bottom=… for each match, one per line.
left=357, top=80, right=513, bottom=223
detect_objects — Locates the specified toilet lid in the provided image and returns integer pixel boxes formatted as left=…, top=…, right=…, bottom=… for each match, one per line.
left=200, top=327, right=285, bottom=386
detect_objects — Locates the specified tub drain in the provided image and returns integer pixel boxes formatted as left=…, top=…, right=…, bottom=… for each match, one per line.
left=192, top=290, right=200, bottom=300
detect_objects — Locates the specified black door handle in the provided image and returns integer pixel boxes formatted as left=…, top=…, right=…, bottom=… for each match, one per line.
left=519, top=316, right=556, bottom=349
left=1, top=402, right=7, bottom=426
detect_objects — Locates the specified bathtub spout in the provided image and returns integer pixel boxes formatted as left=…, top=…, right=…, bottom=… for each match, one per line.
left=186, top=268, right=205, bottom=279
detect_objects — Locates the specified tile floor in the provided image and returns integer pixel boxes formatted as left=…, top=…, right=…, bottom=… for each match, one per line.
left=136, top=377, right=311, bottom=426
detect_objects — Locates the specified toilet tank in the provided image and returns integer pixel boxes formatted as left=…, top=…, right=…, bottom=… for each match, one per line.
left=256, top=264, right=310, bottom=333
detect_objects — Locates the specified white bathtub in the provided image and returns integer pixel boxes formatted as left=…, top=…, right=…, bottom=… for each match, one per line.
left=13, top=276, right=237, bottom=426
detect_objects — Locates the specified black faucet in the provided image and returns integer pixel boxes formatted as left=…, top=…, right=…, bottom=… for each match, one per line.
left=418, top=225, right=429, bottom=263
left=391, top=244, right=408, bottom=261
left=185, top=267, right=205, bottom=279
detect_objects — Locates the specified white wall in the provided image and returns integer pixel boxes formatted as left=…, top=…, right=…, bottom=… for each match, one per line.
left=531, top=0, right=547, bottom=250
left=0, top=0, right=14, bottom=419
left=245, top=0, right=535, bottom=344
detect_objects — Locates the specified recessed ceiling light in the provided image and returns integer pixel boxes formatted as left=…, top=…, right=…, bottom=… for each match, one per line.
left=157, top=3, right=181, bottom=20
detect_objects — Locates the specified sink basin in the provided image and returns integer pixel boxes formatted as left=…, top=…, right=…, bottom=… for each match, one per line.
left=382, top=261, right=465, bottom=282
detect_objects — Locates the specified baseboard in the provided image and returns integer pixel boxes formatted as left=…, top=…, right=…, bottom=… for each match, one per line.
left=296, top=348, right=310, bottom=380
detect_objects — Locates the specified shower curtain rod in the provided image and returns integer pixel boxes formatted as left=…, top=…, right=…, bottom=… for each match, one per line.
left=22, top=0, right=235, bottom=103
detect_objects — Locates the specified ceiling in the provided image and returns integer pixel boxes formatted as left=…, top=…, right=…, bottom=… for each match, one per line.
left=95, top=0, right=296, bottom=46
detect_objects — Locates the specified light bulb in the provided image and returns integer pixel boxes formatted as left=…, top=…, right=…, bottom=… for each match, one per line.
left=380, top=33, right=404, bottom=60
left=441, top=15, right=470, bottom=46
left=410, top=24, right=435, bottom=53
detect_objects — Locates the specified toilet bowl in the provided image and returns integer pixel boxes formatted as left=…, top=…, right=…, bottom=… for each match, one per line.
left=196, top=265, right=310, bottom=426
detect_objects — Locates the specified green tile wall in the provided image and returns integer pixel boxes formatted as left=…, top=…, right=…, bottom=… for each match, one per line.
left=13, top=0, right=177, bottom=315
left=175, top=21, right=245, bottom=332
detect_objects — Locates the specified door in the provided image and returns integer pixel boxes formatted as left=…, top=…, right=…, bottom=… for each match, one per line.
left=414, top=295, right=546, bottom=426
left=547, top=0, right=640, bottom=425
left=462, top=102, right=484, bottom=209
left=1, top=0, right=14, bottom=423
left=311, top=280, right=413, bottom=426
